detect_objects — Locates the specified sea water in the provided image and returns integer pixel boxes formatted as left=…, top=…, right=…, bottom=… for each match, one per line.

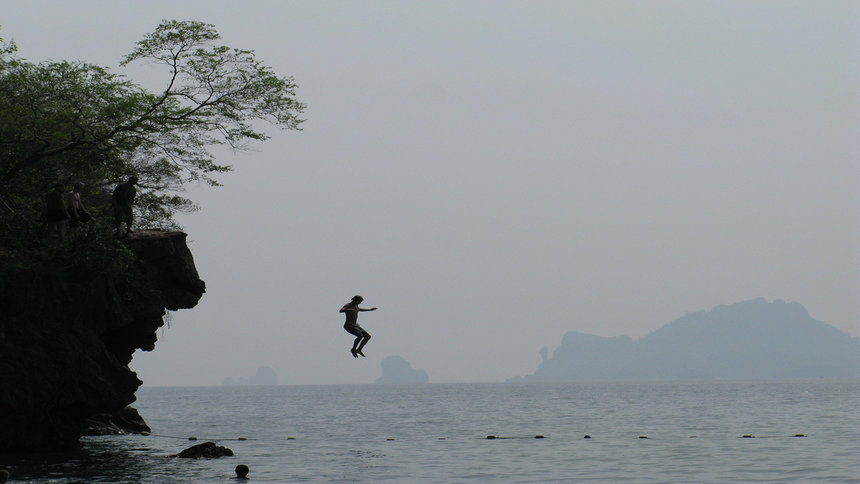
left=3, top=380, right=859, bottom=483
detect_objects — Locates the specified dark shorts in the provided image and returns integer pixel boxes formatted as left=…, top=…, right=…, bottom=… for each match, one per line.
left=114, top=204, right=133, bottom=222
left=344, top=323, right=369, bottom=338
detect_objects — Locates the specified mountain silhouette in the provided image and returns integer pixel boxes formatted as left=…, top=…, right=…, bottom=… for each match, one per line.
left=512, top=298, right=860, bottom=382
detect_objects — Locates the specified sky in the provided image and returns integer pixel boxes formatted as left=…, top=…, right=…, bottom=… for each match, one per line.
left=3, top=1, right=858, bottom=385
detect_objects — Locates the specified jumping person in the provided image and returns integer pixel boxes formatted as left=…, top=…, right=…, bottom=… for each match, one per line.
left=340, top=295, right=376, bottom=358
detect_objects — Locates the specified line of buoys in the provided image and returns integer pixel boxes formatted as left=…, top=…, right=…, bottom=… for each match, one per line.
left=140, top=432, right=811, bottom=443
left=139, top=433, right=255, bottom=442
left=485, top=435, right=547, bottom=440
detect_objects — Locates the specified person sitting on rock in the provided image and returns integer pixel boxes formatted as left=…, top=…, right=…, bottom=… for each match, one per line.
left=44, top=183, right=69, bottom=240
left=65, top=182, right=92, bottom=229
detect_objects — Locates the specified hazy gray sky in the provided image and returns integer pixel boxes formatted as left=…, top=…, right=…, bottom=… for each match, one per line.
left=4, top=1, right=857, bottom=385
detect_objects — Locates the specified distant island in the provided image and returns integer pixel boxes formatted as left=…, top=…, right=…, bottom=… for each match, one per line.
left=376, top=356, right=429, bottom=384
left=224, top=366, right=278, bottom=386
left=511, top=298, right=860, bottom=382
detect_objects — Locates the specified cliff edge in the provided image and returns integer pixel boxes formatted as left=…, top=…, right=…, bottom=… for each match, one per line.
left=0, top=230, right=205, bottom=451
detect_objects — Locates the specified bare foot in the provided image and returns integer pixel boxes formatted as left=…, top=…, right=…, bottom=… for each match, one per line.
left=350, top=349, right=358, bottom=358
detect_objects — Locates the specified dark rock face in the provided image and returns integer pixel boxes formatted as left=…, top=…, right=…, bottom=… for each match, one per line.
left=83, top=406, right=152, bottom=436
left=0, top=230, right=204, bottom=451
left=174, top=441, right=234, bottom=459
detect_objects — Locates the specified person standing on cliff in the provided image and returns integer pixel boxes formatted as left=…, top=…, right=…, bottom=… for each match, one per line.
left=112, top=176, right=138, bottom=235
left=340, top=295, right=376, bottom=358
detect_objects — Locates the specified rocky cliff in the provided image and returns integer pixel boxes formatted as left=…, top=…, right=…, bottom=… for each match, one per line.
left=0, top=230, right=205, bottom=451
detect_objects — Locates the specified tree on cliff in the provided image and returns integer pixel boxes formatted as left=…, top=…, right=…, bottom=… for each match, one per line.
left=0, top=20, right=304, bottom=243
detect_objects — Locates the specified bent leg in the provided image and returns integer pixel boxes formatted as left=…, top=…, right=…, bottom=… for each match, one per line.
left=356, top=332, right=371, bottom=356
left=350, top=336, right=362, bottom=357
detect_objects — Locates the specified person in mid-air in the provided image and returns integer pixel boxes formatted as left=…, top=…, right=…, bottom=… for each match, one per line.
left=340, top=295, right=376, bottom=358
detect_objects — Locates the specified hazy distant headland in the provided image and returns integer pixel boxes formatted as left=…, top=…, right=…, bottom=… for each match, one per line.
left=512, top=298, right=860, bottom=382
left=376, top=355, right=429, bottom=384
left=224, top=366, right=278, bottom=386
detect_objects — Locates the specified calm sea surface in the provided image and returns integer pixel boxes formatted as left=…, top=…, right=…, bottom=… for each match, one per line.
left=3, top=380, right=859, bottom=483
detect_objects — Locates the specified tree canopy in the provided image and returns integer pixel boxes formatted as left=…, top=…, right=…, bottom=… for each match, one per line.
left=0, top=20, right=304, bottom=244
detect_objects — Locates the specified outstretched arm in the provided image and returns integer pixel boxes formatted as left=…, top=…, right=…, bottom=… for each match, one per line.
left=358, top=307, right=378, bottom=312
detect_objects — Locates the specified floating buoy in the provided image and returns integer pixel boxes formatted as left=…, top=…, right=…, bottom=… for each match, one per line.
left=237, top=437, right=247, bottom=441
left=534, top=435, right=545, bottom=439
left=794, top=434, right=806, bottom=437
left=287, top=437, right=296, bottom=440
left=742, top=435, right=754, bottom=438
left=639, top=436, right=648, bottom=439
left=386, top=438, right=395, bottom=441
left=583, top=435, right=591, bottom=439
left=188, top=436, right=198, bottom=441
left=438, top=437, right=447, bottom=440
left=486, top=435, right=497, bottom=440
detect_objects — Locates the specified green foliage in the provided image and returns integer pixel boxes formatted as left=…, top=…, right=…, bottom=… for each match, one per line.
left=0, top=20, right=304, bottom=242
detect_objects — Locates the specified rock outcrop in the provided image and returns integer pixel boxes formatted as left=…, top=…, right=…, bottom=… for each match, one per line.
left=0, top=230, right=205, bottom=451
left=174, top=441, right=234, bottom=459
left=376, top=355, right=429, bottom=384
left=512, top=298, right=860, bottom=382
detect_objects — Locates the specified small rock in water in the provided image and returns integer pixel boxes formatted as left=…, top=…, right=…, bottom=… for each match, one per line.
left=174, top=441, right=234, bottom=459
